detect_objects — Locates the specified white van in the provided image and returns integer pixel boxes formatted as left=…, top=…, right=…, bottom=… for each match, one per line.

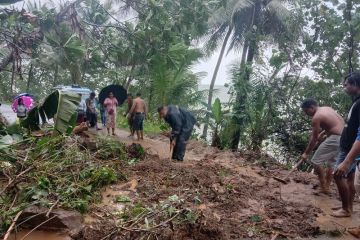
left=53, top=85, right=92, bottom=103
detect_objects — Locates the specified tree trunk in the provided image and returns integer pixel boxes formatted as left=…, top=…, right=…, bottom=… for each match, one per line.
left=240, top=40, right=249, bottom=66
left=125, top=64, right=136, bottom=90
left=10, top=60, right=16, bottom=96
left=345, top=0, right=354, bottom=73
left=202, top=26, right=233, bottom=139
left=53, top=64, right=59, bottom=87
left=71, top=66, right=82, bottom=85
left=26, top=64, right=34, bottom=92
left=229, top=0, right=261, bottom=150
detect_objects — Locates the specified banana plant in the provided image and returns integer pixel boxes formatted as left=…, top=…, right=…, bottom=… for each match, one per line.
left=208, top=98, right=231, bottom=148
left=22, top=90, right=81, bottom=134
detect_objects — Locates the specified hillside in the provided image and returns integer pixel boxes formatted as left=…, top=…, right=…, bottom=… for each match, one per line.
left=3, top=127, right=360, bottom=240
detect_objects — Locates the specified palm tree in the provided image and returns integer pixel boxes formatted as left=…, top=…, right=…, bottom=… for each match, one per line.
left=203, top=0, right=299, bottom=148
left=230, top=0, right=300, bottom=150
left=202, top=0, right=254, bottom=138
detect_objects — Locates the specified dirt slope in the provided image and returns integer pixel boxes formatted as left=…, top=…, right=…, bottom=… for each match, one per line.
left=80, top=129, right=360, bottom=240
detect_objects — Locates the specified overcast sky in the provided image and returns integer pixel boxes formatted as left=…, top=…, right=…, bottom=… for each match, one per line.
left=193, top=49, right=239, bottom=86
left=10, top=0, right=239, bottom=86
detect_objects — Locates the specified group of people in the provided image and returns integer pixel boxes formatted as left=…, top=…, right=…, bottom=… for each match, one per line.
left=77, top=91, right=119, bottom=136
left=301, top=72, right=360, bottom=218
left=124, top=93, right=197, bottom=162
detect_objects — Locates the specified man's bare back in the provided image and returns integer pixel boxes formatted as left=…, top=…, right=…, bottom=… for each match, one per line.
left=312, top=106, right=344, bottom=135
left=131, top=97, right=146, bottom=114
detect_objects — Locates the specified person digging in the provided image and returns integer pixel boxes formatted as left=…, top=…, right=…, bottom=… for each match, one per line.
left=158, top=105, right=196, bottom=162
left=300, top=98, right=344, bottom=195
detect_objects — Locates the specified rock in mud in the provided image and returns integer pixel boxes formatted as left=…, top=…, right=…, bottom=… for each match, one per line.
left=19, top=206, right=83, bottom=237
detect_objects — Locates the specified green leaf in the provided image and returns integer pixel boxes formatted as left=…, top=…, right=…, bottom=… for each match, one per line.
left=22, top=91, right=81, bottom=134
left=211, top=98, right=222, bottom=124
left=115, top=195, right=131, bottom=203
left=0, top=135, right=15, bottom=154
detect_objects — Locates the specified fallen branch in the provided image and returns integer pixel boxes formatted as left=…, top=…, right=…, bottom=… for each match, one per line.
left=0, top=166, right=34, bottom=195
left=9, top=192, right=18, bottom=210
left=100, top=229, right=118, bottom=240
left=3, top=210, right=23, bottom=240
left=271, top=232, right=279, bottom=240
left=148, top=210, right=183, bottom=230
left=46, top=199, right=59, bottom=218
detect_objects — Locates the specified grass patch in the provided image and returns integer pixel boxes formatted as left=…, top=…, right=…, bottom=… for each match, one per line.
left=116, top=106, right=169, bottom=135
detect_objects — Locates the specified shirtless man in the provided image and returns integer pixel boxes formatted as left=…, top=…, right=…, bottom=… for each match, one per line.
left=301, top=98, right=344, bottom=195
left=129, top=93, right=147, bottom=140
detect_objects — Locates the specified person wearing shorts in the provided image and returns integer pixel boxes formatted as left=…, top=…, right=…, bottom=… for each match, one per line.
left=300, top=99, right=344, bottom=194
left=333, top=72, right=360, bottom=218
left=133, top=112, right=144, bottom=132
left=129, top=93, right=147, bottom=141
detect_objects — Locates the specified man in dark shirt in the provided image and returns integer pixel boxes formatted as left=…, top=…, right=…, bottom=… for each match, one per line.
left=332, top=72, right=360, bottom=217
left=158, top=105, right=196, bottom=161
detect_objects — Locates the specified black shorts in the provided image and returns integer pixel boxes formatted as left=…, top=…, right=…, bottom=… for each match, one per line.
left=133, top=113, right=144, bottom=131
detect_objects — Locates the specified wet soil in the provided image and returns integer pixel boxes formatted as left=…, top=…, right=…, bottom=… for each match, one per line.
left=8, top=128, right=360, bottom=239
left=77, top=128, right=360, bottom=239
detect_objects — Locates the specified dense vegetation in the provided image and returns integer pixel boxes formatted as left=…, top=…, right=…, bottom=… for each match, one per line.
left=0, top=0, right=359, bottom=161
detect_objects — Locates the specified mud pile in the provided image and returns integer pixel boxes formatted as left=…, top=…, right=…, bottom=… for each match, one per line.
left=81, top=139, right=321, bottom=240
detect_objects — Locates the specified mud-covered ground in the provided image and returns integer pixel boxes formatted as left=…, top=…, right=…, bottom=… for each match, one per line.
left=6, top=129, right=360, bottom=240
left=78, top=130, right=358, bottom=240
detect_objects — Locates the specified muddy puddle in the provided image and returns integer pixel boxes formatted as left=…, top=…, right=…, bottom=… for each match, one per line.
left=9, top=230, right=71, bottom=240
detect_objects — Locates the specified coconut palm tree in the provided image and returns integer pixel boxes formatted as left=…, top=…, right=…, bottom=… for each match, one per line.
left=202, top=0, right=254, bottom=138
left=202, top=0, right=299, bottom=147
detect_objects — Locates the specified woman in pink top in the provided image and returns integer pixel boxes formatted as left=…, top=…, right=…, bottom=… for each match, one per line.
left=104, top=92, right=118, bottom=135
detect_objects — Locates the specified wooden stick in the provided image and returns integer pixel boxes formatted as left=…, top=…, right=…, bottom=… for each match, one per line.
left=100, top=229, right=118, bottom=240
left=271, top=233, right=280, bottom=240
left=3, top=210, right=23, bottom=240
left=20, top=215, right=57, bottom=240
left=46, top=199, right=59, bottom=218
left=169, top=143, right=173, bottom=161
left=148, top=210, right=182, bottom=230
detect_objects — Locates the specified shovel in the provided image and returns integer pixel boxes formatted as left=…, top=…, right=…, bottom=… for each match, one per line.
left=273, top=159, right=304, bottom=184
left=169, top=140, right=173, bottom=161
